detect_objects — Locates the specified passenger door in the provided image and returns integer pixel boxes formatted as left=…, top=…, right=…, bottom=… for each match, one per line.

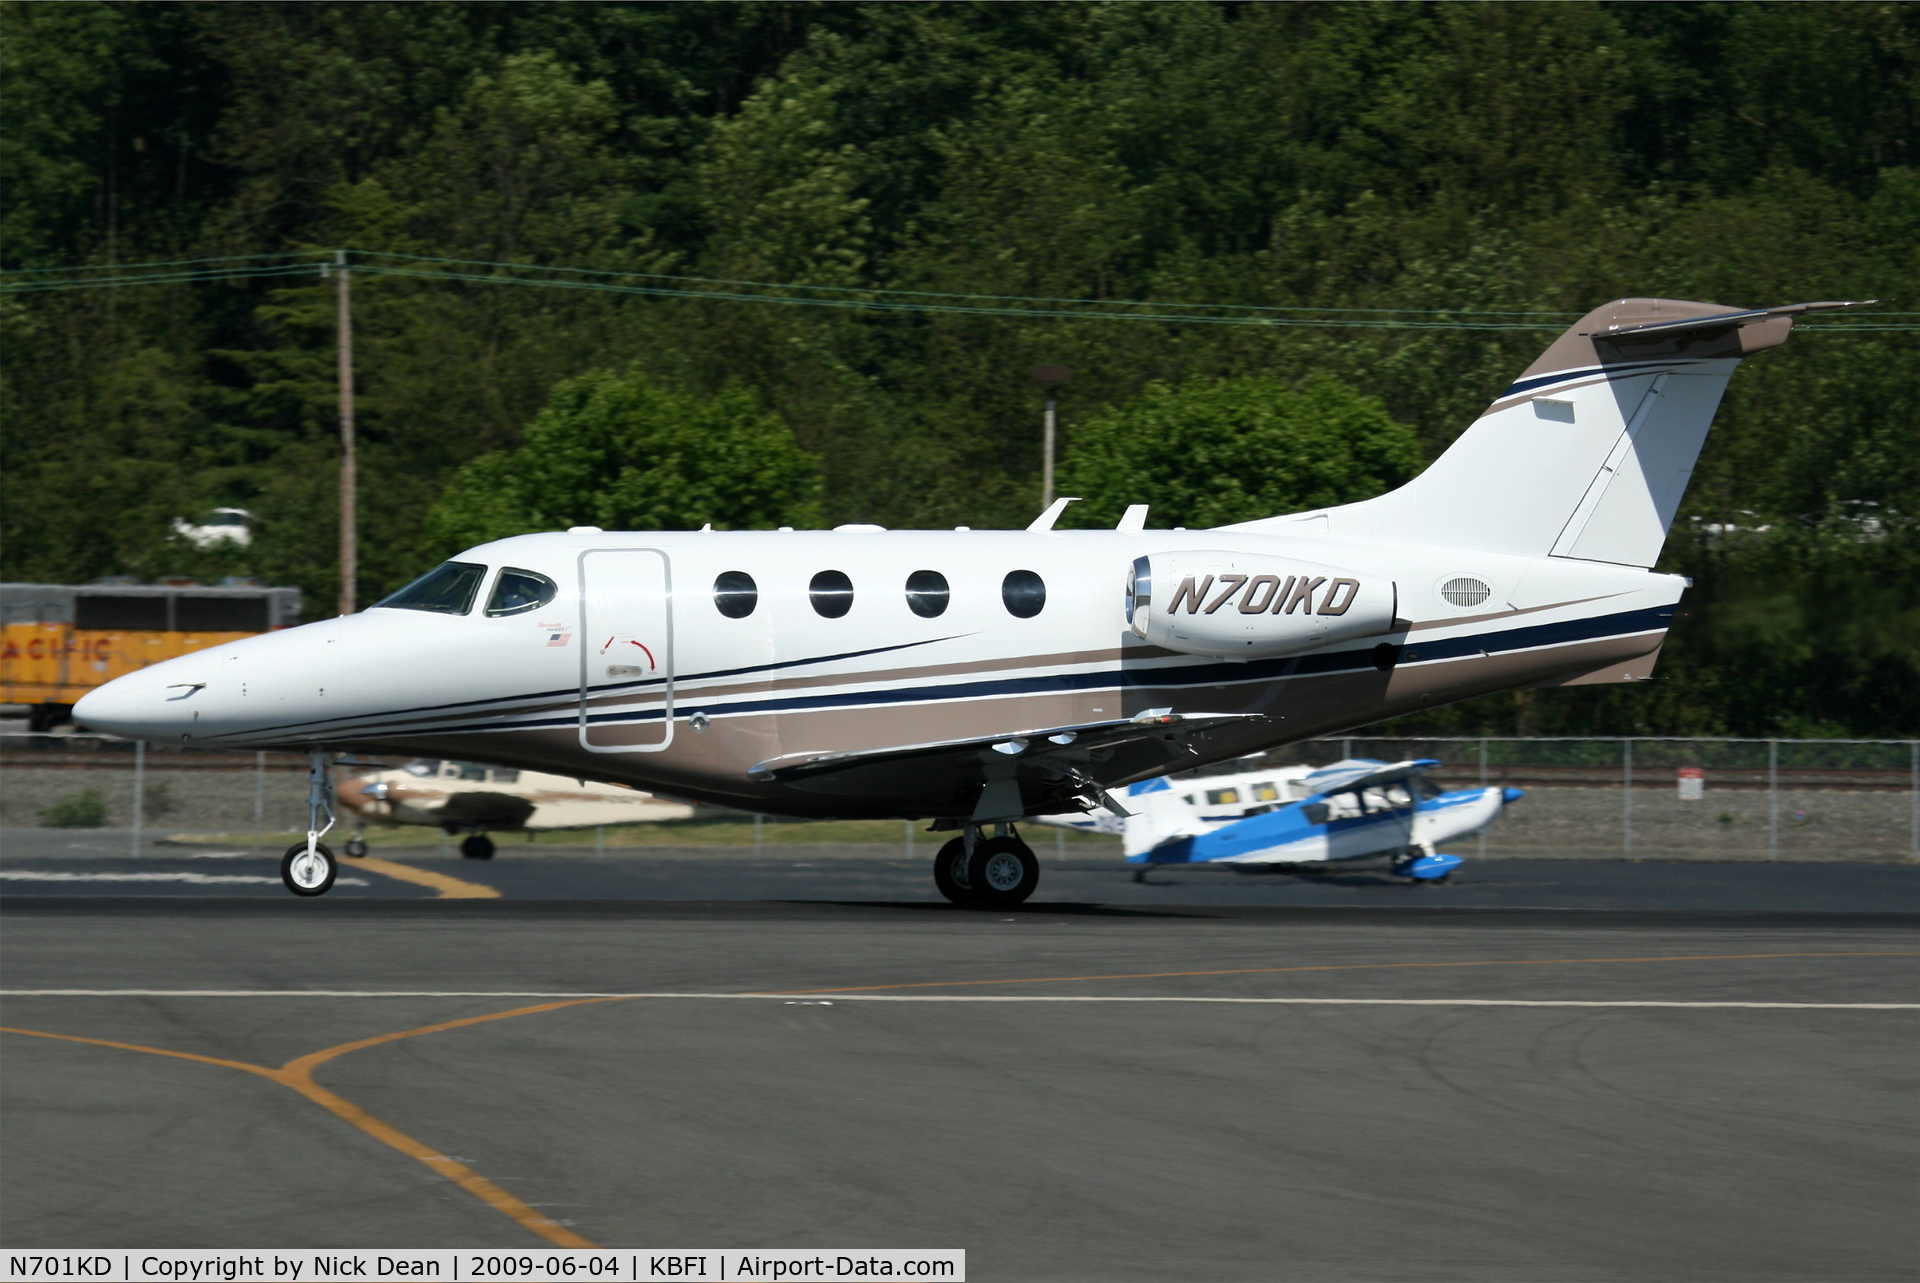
left=578, top=548, right=674, bottom=753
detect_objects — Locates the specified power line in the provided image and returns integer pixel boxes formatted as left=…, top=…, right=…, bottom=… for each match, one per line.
left=0, top=250, right=1909, bottom=331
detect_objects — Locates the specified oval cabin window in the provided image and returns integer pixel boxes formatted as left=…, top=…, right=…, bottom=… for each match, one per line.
left=713, top=571, right=758, bottom=619
left=905, top=570, right=950, bottom=618
left=809, top=570, right=854, bottom=619
left=1002, top=569, right=1046, bottom=619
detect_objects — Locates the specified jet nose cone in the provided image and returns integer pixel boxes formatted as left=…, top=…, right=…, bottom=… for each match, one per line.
left=73, top=657, right=217, bottom=741
left=72, top=673, right=152, bottom=739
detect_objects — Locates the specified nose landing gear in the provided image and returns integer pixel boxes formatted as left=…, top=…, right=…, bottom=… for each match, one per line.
left=460, top=832, right=496, bottom=861
left=281, top=748, right=340, bottom=897
left=932, top=823, right=1039, bottom=906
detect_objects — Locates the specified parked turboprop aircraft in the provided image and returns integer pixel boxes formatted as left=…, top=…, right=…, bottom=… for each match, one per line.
left=1051, top=758, right=1520, bottom=882
left=335, top=758, right=696, bottom=860
left=73, top=297, right=1867, bottom=901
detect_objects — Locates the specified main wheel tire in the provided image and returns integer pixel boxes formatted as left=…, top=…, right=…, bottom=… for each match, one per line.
left=343, top=836, right=368, bottom=858
left=461, top=833, right=496, bottom=861
left=966, top=836, right=1039, bottom=906
left=281, top=842, right=337, bottom=897
left=932, top=837, right=975, bottom=904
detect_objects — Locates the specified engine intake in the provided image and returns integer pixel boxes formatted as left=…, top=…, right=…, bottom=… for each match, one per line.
left=1126, top=551, right=1395, bottom=658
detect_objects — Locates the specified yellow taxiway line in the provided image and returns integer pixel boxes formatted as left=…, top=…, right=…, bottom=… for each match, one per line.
left=1, top=999, right=618, bottom=1248
left=350, top=854, right=501, bottom=899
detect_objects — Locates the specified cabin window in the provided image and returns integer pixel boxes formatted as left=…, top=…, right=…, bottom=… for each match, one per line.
left=485, top=568, right=557, bottom=617
left=1206, top=787, right=1241, bottom=805
left=1002, top=569, right=1046, bottom=618
left=905, top=569, right=950, bottom=618
left=457, top=763, right=486, bottom=781
left=809, top=570, right=854, bottom=618
left=403, top=760, right=439, bottom=777
left=491, top=769, right=520, bottom=784
left=1303, top=802, right=1332, bottom=825
left=1252, top=782, right=1281, bottom=802
left=713, top=571, right=758, bottom=619
left=376, top=561, right=486, bottom=616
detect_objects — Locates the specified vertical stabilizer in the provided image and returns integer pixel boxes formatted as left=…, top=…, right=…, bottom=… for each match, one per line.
left=1122, top=784, right=1211, bottom=859
left=1225, top=299, right=1867, bottom=566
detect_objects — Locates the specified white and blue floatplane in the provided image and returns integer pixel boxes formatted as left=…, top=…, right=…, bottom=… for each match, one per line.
left=1040, top=758, right=1523, bottom=882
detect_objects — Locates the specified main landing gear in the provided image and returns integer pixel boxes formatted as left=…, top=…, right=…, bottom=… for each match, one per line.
left=281, top=748, right=339, bottom=897
left=933, top=823, right=1039, bottom=907
left=460, top=832, right=496, bottom=861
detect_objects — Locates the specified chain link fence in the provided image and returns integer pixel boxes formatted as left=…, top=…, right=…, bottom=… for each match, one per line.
left=3, top=732, right=1917, bottom=862
left=1258, top=736, right=1920, bottom=862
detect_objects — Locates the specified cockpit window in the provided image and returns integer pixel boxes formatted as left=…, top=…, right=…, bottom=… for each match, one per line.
left=403, top=759, right=439, bottom=777
left=375, top=562, right=486, bottom=615
left=485, top=567, right=558, bottom=617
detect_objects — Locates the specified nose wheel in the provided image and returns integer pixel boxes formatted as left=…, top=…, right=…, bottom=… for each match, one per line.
left=460, top=833, right=496, bottom=861
left=281, top=842, right=337, bottom=896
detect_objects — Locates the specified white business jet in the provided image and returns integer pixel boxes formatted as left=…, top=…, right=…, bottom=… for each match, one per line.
left=74, top=297, right=1866, bottom=902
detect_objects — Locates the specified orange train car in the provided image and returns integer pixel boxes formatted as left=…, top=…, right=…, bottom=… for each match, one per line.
left=0, top=582, right=303, bottom=730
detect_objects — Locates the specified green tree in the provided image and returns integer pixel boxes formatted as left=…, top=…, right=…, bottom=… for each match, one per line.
left=1057, top=374, right=1422, bottom=530
left=424, top=365, right=821, bottom=552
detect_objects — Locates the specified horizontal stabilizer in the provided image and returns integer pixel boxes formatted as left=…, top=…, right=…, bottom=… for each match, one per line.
left=1599, top=299, right=1874, bottom=339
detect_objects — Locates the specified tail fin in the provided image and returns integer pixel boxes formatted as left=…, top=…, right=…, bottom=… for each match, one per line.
left=1227, top=299, right=1868, bottom=566
left=1121, top=780, right=1211, bottom=860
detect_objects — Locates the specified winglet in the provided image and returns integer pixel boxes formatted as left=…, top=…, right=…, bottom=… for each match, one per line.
left=1027, top=496, right=1081, bottom=531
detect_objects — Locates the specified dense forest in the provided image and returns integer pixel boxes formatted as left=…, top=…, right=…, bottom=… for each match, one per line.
left=2, top=2, right=1915, bottom=737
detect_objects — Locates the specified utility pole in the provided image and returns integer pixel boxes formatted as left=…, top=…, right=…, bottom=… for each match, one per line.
left=332, top=250, right=357, bottom=616
left=1031, top=365, right=1071, bottom=510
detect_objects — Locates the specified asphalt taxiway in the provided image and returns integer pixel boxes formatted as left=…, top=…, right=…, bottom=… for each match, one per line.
left=2, top=840, right=1915, bottom=1279
left=6, top=827, right=1918, bottom=911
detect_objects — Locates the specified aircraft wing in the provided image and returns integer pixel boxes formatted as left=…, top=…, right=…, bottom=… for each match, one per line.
left=1299, top=758, right=1440, bottom=798
left=748, top=709, right=1266, bottom=815
left=436, top=790, right=538, bottom=829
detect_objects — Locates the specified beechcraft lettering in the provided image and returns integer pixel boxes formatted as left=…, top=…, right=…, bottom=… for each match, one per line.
left=1166, top=573, right=1358, bottom=617
left=69, top=295, right=1874, bottom=901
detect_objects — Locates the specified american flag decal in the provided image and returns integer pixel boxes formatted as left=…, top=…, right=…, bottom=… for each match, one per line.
left=547, top=632, right=571, bottom=647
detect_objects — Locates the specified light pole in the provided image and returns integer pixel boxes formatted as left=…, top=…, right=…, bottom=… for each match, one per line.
left=1031, top=364, right=1071, bottom=509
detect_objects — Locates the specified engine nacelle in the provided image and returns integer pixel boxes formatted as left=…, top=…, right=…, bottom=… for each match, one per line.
left=1125, top=551, right=1396, bottom=658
